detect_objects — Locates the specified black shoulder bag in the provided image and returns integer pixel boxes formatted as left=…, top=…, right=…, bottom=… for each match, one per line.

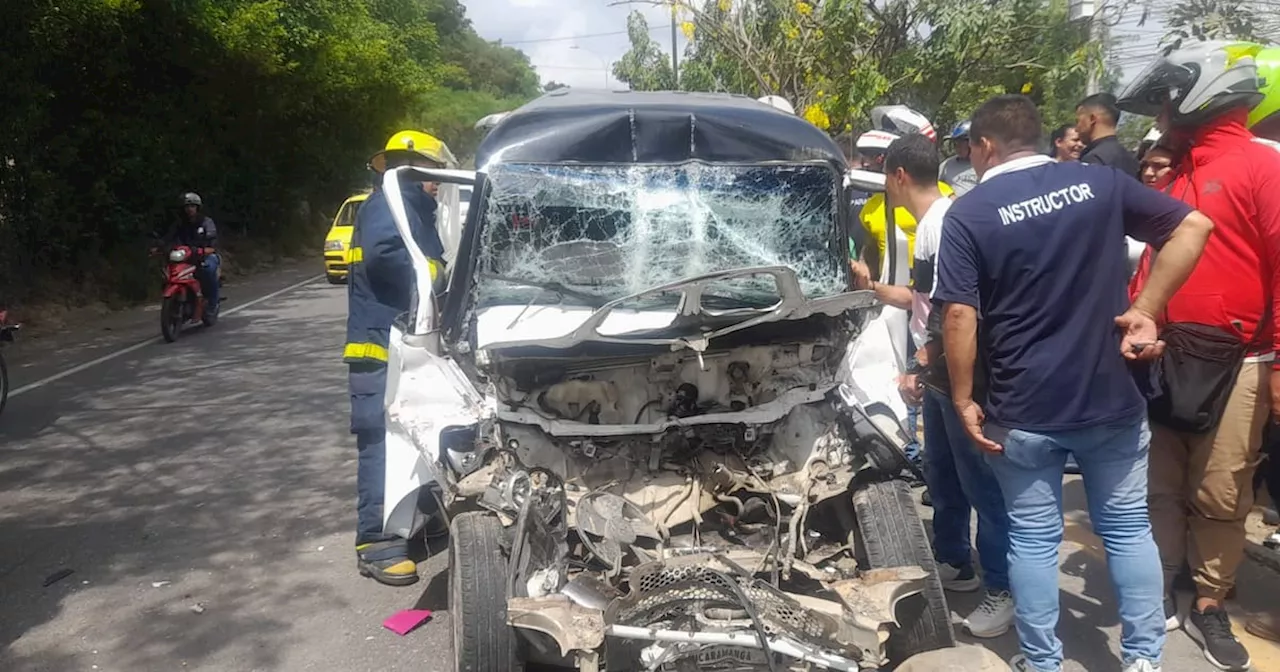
left=1145, top=312, right=1267, bottom=434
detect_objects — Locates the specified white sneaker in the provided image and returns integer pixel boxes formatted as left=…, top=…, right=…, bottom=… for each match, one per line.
left=1123, top=659, right=1163, bottom=672
left=935, top=562, right=981, bottom=592
left=964, top=589, right=1015, bottom=638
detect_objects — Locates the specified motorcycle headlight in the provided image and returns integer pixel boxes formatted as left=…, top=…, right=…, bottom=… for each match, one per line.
left=168, top=249, right=189, bottom=262
left=324, top=240, right=344, bottom=251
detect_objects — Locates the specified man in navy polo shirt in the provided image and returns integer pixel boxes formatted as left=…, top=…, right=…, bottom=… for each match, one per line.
left=934, top=95, right=1214, bottom=672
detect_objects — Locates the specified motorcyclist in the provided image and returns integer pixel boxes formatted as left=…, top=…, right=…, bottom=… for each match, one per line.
left=346, top=130, right=450, bottom=586
left=1119, top=41, right=1280, bottom=671
left=166, top=192, right=220, bottom=313
left=939, top=120, right=978, bottom=196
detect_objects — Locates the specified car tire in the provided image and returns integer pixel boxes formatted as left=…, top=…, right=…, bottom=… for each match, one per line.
left=450, top=512, right=520, bottom=672
left=853, top=479, right=956, bottom=664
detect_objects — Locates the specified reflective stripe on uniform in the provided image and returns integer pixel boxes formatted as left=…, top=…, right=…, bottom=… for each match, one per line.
left=350, top=246, right=443, bottom=283
left=344, top=342, right=389, bottom=362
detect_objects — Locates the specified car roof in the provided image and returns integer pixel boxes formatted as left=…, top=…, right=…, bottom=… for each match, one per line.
left=475, top=89, right=845, bottom=169
left=342, top=191, right=371, bottom=206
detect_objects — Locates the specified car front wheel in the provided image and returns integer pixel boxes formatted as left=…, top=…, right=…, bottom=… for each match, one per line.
left=449, top=512, right=520, bottom=672
left=853, top=479, right=957, bottom=664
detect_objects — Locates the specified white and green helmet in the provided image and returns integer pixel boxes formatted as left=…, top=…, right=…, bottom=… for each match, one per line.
left=1249, top=47, right=1280, bottom=135
left=1118, top=40, right=1265, bottom=127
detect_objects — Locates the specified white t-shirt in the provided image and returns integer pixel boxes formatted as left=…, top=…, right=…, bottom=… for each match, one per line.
left=910, top=197, right=954, bottom=347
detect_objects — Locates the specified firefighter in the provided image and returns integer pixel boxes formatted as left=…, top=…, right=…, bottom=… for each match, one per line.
left=346, top=130, right=449, bottom=586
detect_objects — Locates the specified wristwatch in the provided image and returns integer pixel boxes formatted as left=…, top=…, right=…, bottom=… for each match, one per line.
left=905, top=358, right=927, bottom=375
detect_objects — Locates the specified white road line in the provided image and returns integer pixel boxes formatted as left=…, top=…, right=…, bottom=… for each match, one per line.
left=8, top=274, right=324, bottom=398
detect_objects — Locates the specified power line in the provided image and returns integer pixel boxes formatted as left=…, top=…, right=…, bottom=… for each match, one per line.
left=532, top=63, right=611, bottom=71
left=499, top=24, right=673, bottom=45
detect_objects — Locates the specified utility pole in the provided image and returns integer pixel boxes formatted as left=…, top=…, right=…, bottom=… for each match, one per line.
left=1072, top=0, right=1101, bottom=93
left=671, top=2, right=680, bottom=87
left=1086, top=11, right=1101, bottom=93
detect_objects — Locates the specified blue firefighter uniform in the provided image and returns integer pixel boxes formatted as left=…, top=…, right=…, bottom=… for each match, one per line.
left=346, top=178, right=443, bottom=563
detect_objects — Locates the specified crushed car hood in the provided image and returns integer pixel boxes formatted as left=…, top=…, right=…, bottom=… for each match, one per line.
left=476, top=266, right=875, bottom=352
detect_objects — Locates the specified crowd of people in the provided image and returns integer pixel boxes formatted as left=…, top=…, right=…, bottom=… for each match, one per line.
left=842, top=40, right=1280, bottom=672
left=328, top=40, right=1280, bottom=672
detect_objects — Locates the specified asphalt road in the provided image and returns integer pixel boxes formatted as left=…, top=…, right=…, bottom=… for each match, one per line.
left=1, top=261, right=1277, bottom=672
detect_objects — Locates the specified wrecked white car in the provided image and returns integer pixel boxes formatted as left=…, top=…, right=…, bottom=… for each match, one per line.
left=378, top=90, right=954, bottom=671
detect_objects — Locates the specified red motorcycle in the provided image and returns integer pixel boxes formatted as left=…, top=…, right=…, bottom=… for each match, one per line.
left=157, top=244, right=219, bottom=342
left=0, top=310, right=19, bottom=416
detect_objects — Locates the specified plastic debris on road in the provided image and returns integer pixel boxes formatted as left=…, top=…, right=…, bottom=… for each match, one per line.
left=382, top=609, right=433, bottom=636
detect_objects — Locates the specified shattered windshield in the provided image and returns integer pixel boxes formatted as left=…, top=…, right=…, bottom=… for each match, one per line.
left=474, top=162, right=845, bottom=310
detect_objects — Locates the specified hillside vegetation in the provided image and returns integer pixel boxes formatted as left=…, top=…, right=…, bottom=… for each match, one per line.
left=0, top=0, right=539, bottom=309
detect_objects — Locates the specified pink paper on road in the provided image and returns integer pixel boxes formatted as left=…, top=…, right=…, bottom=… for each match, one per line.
left=382, top=609, right=433, bottom=636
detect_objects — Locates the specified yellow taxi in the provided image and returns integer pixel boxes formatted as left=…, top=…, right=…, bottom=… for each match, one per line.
left=323, top=191, right=371, bottom=283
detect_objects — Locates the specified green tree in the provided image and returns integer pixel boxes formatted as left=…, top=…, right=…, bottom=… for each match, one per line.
left=1160, top=0, right=1267, bottom=45
left=0, top=0, right=538, bottom=309
left=621, top=0, right=1097, bottom=136
left=613, top=11, right=678, bottom=91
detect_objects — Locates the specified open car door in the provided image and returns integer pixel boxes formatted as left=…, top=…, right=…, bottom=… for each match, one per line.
left=378, top=165, right=485, bottom=539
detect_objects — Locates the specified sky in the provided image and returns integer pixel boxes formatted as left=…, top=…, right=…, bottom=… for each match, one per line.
left=461, top=0, right=688, bottom=89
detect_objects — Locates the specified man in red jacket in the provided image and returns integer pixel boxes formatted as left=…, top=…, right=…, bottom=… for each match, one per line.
left=1120, top=41, right=1280, bottom=672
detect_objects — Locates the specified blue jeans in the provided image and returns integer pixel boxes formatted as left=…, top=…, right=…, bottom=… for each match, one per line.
left=983, top=414, right=1164, bottom=671
left=922, top=389, right=1010, bottom=590
left=199, top=253, right=220, bottom=309
left=903, top=339, right=922, bottom=465
left=905, top=405, right=922, bottom=465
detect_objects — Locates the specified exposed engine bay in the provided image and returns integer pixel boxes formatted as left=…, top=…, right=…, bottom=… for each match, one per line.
left=483, top=341, right=866, bottom=538
left=432, top=327, right=943, bottom=671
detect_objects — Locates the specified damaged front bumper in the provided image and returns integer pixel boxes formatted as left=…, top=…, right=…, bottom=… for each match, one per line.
left=508, top=556, right=930, bottom=671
